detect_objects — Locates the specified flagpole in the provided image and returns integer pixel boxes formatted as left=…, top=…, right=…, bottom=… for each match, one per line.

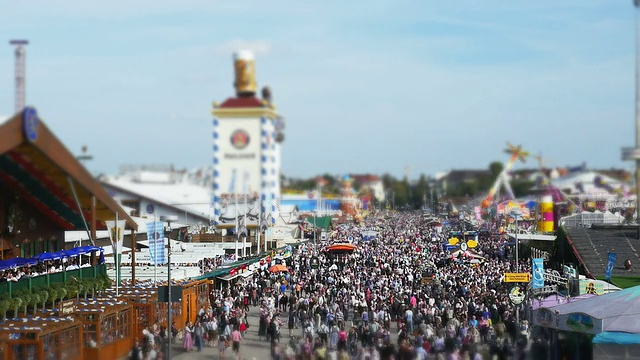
left=115, top=211, right=119, bottom=297
left=257, top=191, right=261, bottom=255
left=243, top=172, right=248, bottom=259
left=154, top=211, right=157, bottom=284
left=234, top=197, right=238, bottom=260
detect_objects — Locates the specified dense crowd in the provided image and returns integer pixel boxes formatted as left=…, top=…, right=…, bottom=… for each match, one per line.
left=0, top=257, right=90, bottom=282
left=132, top=211, right=542, bottom=359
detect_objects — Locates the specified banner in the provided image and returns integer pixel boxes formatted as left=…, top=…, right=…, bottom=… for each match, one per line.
left=146, top=221, right=165, bottom=265
left=106, top=219, right=126, bottom=256
left=606, top=252, right=616, bottom=281
left=532, top=258, right=545, bottom=289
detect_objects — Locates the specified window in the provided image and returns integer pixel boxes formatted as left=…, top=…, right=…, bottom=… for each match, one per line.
left=101, top=313, right=116, bottom=346
left=117, top=308, right=131, bottom=340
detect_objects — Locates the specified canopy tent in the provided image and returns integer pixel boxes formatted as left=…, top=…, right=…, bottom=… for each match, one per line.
left=592, top=331, right=640, bottom=359
left=69, top=245, right=102, bottom=256
left=0, top=257, right=38, bottom=271
left=326, top=243, right=356, bottom=252
left=33, top=250, right=75, bottom=262
left=536, top=285, right=640, bottom=335
left=269, top=264, right=288, bottom=273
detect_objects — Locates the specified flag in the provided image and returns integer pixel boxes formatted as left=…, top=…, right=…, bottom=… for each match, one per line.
left=532, top=258, right=544, bottom=289
left=106, top=219, right=126, bottom=256
left=606, top=252, right=617, bottom=281
left=146, top=221, right=165, bottom=265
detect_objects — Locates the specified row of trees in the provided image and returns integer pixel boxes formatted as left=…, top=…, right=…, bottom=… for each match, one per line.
left=282, top=161, right=536, bottom=210
left=0, top=274, right=112, bottom=319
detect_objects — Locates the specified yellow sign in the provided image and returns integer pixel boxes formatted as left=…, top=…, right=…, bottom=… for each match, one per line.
left=504, top=273, right=531, bottom=283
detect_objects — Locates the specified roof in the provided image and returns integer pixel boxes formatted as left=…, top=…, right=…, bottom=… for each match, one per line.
left=542, top=285, right=640, bottom=334
left=218, top=97, right=265, bottom=108
left=0, top=108, right=137, bottom=231
left=563, top=226, right=640, bottom=278
left=100, top=172, right=213, bottom=222
left=306, top=216, right=332, bottom=229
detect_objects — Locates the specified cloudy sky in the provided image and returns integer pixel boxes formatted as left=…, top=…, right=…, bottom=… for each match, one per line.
left=0, top=1, right=637, bottom=180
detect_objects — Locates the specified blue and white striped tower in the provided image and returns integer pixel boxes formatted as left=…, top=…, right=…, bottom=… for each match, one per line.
left=211, top=51, right=284, bottom=238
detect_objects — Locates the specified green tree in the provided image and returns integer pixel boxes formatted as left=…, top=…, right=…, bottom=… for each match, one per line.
left=489, top=161, right=503, bottom=178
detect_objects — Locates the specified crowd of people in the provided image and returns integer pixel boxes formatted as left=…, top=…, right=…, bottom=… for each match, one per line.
left=130, top=210, right=544, bottom=359
left=0, top=257, right=91, bottom=282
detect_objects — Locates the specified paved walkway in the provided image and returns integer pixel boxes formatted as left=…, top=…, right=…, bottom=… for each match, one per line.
left=170, top=307, right=271, bottom=360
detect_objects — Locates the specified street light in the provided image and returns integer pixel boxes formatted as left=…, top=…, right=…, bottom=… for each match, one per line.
left=160, top=215, right=178, bottom=360
left=511, top=208, right=523, bottom=272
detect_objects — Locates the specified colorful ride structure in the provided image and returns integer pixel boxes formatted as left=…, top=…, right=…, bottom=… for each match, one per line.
left=481, top=142, right=529, bottom=210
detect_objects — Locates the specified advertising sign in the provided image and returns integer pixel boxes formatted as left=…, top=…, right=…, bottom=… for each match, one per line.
left=532, top=258, right=545, bottom=289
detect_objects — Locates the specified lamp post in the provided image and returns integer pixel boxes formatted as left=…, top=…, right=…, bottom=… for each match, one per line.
left=160, top=215, right=178, bottom=360
left=511, top=208, right=522, bottom=272
left=623, top=1, right=640, bottom=239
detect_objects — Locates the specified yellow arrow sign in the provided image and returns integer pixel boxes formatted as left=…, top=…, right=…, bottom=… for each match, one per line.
left=503, top=273, right=532, bottom=283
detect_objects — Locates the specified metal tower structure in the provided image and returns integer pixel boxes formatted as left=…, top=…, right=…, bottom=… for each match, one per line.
left=9, top=40, right=28, bottom=113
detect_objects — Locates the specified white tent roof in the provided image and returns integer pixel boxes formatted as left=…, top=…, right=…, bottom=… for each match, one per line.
left=541, top=285, right=640, bottom=335
left=101, top=172, right=213, bottom=221
left=551, top=171, right=625, bottom=197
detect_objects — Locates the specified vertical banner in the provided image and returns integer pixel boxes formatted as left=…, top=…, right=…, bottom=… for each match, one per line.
left=532, top=258, right=545, bottom=289
left=606, top=252, right=617, bottom=281
left=106, top=219, right=126, bottom=256
left=146, top=221, right=165, bottom=265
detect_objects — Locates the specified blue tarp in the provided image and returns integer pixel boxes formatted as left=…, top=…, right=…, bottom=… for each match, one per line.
left=0, top=257, right=38, bottom=271
left=69, top=245, right=101, bottom=256
left=33, top=250, right=75, bottom=262
left=593, top=332, right=640, bottom=344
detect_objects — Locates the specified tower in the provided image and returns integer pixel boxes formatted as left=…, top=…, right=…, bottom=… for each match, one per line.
left=211, top=51, right=285, bottom=233
left=9, top=40, right=28, bottom=113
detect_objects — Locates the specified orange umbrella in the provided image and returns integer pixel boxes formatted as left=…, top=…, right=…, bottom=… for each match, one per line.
left=327, top=243, right=357, bottom=252
left=269, top=264, right=288, bottom=273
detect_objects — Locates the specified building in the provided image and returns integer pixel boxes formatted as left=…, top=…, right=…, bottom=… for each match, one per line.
left=211, top=51, right=285, bottom=231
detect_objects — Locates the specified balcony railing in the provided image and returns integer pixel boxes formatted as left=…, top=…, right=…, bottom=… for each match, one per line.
left=0, top=264, right=107, bottom=298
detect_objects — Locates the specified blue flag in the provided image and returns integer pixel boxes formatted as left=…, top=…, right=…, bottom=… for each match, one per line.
left=146, top=221, right=165, bottom=265
left=606, top=252, right=616, bottom=281
left=532, top=258, right=544, bottom=289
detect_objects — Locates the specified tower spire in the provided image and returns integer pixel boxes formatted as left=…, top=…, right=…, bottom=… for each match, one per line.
left=9, top=40, right=29, bottom=113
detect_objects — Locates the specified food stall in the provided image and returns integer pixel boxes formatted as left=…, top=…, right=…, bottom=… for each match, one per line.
left=74, top=300, right=133, bottom=360
left=0, top=317, right=82, bottom=360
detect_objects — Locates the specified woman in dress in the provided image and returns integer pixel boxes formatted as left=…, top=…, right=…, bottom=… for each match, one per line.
left=182, top=322, right=194, bottom=351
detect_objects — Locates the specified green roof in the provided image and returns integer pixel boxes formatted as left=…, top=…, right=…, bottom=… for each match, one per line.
left=306, top=216, right=332, bottom=229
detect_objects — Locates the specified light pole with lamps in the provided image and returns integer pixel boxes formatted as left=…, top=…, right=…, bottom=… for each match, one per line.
left=160, top=215, right=178, bottom=360
left=511, top=208, right=522, bottom=272
left=510, top=208, right=523, bottom=327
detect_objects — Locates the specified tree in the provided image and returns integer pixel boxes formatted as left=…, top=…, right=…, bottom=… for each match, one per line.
left=489, top=161, right=503, bottom=178
left=38, top=289, right=49, bottom=311
left=29, top=294, right=40, bottom=315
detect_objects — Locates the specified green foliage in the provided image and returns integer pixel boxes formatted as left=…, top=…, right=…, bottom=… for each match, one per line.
left=38, top=289, right=48, bottom=311
left=47, top=288, right=58, bottom=304
left=57, top=287, right=67, bottom=302
left=0, top=299, right=9, bottom=319
left=20, top=294, right=31, bottom=314
left=9, top=297, right=22, bottom=318
left=29, top=293, right=40, bottom=314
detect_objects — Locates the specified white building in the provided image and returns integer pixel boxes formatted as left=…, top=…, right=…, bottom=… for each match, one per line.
left=211, top=51, right=285, bottom=230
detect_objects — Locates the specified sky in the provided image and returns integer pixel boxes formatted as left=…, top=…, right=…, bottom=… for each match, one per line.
left=0, top=1, right=637, bottom=181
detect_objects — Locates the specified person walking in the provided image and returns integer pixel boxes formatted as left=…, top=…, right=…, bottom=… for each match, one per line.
left=182, top=322, right=194, bottom=352
left=231, top=325, right=243, bottom=359
left=194, top=321, right=205, bottom=352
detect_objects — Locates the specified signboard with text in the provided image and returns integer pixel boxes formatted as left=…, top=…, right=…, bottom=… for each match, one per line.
left=503, top=273, right=532, bottom=283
